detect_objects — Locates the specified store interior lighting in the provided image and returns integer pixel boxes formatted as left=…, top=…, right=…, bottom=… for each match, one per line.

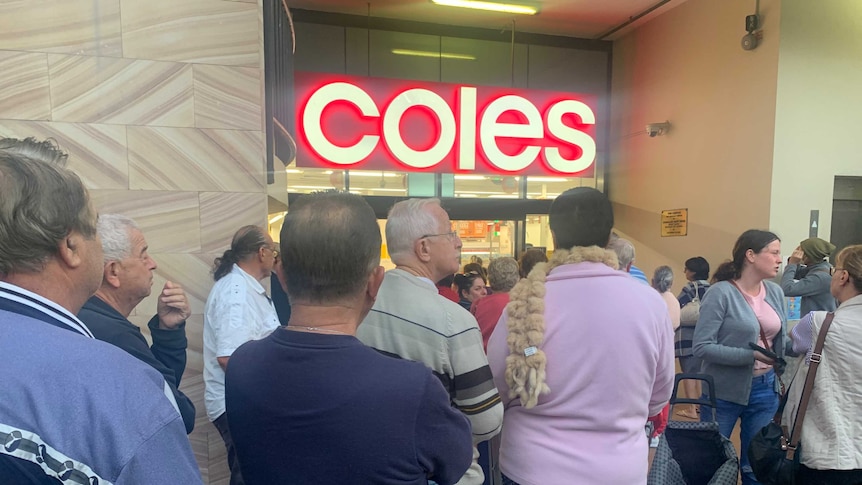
left=431, top=0, right=538, bottom=15
left=391, top=49, right=476, bottom=60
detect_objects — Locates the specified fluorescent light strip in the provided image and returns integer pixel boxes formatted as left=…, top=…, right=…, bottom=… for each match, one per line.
left=391, top=49, right=476, bottom=60
left=345, top=171, right=400, bottom=178
left=284, top=169, right=303, bottom=174
left=431, top=0, right=537, bottom=15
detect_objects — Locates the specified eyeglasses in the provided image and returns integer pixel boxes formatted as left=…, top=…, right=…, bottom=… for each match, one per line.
left=830, top=267, right=846, bottom=276
left=421, top=231, right=458, bottom=241
left=263, top=246, right=279, bottom=259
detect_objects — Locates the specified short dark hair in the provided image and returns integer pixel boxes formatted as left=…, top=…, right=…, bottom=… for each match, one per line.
left=684, top=256, right=710, bottom=280
left=713, top=229, right=780, bottom=282
left=549, top=187, right=614, bottom=250
left=280, top=191, right=381, bottom=304
left=518, top=248, right=548, bottom=277
left=0, top=138, right=96, bottom=275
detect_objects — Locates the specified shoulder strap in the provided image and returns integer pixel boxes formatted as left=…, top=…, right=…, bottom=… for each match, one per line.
left=786, top=312, right=835, bottom=460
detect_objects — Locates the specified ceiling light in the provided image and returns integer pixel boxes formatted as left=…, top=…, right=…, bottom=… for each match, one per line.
left=431, top=0, right=538, bottom=15
left=391, top=49, right=476, bottom=60
left=284, top=169, right=303, bottom=174
left=346, top=171, right=400, bottom=178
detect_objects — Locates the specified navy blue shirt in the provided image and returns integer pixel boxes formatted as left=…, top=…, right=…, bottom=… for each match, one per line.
left=225, top=327, right=473, bottom=485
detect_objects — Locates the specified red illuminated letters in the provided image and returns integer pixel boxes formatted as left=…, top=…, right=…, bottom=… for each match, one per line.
left=296, top=73, right=597, bottom=176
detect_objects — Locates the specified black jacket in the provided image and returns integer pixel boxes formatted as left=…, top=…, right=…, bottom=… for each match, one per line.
left=78, top=296, right=196, bottom=433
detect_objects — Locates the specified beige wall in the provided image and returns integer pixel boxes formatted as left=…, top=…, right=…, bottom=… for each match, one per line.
left=770, top=0, right=862, bottom=250
left=0, top=0, right=267, bottom=482
left=609, top=0, right=781, bottom=292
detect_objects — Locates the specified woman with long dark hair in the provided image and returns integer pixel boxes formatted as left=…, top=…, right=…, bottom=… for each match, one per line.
left=693, top=230, right=790, bottom=485
left=454, top=271, right=487, bottom=311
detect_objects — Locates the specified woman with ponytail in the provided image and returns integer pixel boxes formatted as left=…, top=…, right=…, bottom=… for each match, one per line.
left=486, top=187, right=675, bottom=485
left=693, top=229, right=791, bottom=485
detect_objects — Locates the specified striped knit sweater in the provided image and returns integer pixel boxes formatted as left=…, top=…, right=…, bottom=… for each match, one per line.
left=358, top=269, right=503, bottom=485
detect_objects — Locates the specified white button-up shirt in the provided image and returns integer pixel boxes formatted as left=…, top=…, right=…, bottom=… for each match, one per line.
left=203, top=264, right=280, bottom=421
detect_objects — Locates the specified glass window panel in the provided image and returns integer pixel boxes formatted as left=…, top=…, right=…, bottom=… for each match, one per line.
left=525, top=175, right=595, bottom=200
left=345, top=28, right=370, bottom=76
left=527, top=45, right=609, bottom=94
left=370, top=30, right=440, bottom=81
left=346, top=169, right=408, bottom=197
left=294, top=23, right=346, bottom=74
left=284, top=161, right=345, bottom=194
left=452, top=174, right=520, bottom=199
left=440, top=37, right=528, bottom=88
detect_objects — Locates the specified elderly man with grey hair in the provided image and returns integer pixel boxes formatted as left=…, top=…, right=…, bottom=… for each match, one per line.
left=357, top=198, right=503, bottom=485
left=77, top=214, right=196, bottom=433
left=0, top=138, right=201, bottom=483
left=608, top=233, right=649, bottom=284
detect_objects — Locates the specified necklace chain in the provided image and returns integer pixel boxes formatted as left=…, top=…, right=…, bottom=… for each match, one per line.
left=285, top=325, right=350, bottom=336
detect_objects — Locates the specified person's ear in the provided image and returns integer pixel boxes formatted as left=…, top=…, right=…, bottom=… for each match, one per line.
left=414, top=238, right=432, bottom=263
left=103, top=260, right=121, bottom=288
left=57, top=232, right=85, bottom=270
left=367, top=266, right=385, bottom=301
left=745, top=249, right=756, bottom=263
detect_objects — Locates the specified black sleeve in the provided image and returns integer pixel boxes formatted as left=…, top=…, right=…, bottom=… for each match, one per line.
left=146, top=315, right=196, bottom=433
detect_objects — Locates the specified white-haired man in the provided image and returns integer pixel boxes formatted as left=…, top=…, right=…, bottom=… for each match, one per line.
left=78, top=214, right=196, bottom=433
left=0, top=137, right=201, bottom=483
left=357, top=198, right=503, bottom=485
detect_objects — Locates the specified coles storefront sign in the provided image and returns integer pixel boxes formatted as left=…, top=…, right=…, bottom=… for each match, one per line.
left=295, top=72, right=598, bottom=176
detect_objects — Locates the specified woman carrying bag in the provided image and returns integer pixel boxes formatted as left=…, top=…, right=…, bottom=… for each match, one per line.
left=693, top=230, right=792, bottom=485
left=784, top=244, right=862, bottom=484
left=675, top=256, right=711, bottom=418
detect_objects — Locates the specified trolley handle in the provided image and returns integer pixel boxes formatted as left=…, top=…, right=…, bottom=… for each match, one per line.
left=670, top=373, right=718, bottom=422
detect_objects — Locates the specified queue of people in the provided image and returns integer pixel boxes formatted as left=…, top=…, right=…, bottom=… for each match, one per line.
left=2, top=135, right=860, bottom=485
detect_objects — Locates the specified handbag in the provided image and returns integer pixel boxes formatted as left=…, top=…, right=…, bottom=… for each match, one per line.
left=748, top=312, right=835, bottom=485
left=679, top=282, right=701, bottom=326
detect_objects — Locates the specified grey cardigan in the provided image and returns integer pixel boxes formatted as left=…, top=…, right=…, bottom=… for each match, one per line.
left=693, top=280, right=791, bottom=405
left=780, top=260, right=837, bottom=316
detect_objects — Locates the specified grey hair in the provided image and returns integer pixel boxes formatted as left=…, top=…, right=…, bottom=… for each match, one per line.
left=607, top=237, right=635, bottom=269
left=0, top=138, right=96, bottom=275
left=652, top=265, right=674, bottom=293
left=385, top=198, right=444, bottom=262
left=97, top=214, right=140, bottom=263
left=488, top=257, right=520, bottom=292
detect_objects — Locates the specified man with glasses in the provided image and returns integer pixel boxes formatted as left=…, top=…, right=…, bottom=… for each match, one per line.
left=357, top=198, right=503, bottom=485
left=203, top=225, right=280, bottom=485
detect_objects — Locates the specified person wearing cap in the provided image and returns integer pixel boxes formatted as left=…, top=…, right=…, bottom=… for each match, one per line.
left=781, top=237, right=837, bottom=316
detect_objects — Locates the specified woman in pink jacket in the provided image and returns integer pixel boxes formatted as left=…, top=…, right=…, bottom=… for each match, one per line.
left=487, top=187, right=675, bottom=485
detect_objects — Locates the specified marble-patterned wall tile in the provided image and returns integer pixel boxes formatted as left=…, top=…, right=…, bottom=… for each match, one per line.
left=0, top=51, right=51, bottom=120
left=127, top=127, right=265, bottom=192
left=0, top=120, right=128, bottom=189
left=194, top=65, right=262, bottom=131
left=121, top=0, right=260, bottom=66
left=199, top=192, right=267, bottom=253
left=48, top=55, right=194, bottom=126
left=88, top=190, right=202, bottom=253
left=0, top=0, right=121, bottom=56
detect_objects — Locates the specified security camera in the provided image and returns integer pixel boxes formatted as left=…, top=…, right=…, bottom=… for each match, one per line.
left=645, top=121, right=671, bottom=137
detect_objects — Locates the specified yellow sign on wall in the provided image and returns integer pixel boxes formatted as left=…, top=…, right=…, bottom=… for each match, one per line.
left=661, top=209, right=688, bottom=237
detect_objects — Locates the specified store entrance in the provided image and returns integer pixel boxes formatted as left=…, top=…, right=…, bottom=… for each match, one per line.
left=285, top=193, right=556, bottom=267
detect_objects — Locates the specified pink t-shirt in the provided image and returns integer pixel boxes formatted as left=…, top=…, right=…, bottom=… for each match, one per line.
left=736, top=282, right=782, bottom=373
